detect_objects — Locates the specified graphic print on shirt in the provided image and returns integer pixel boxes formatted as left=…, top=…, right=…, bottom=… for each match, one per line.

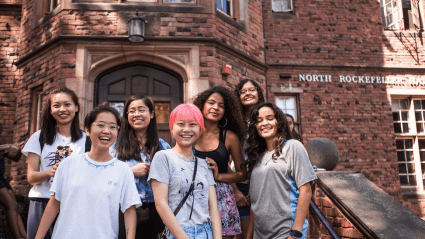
left=47, top=145, right=75, bottom=183
left=178, top=167, right=208, bottom=207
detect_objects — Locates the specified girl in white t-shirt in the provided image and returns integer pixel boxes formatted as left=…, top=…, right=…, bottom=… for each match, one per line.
left=22, top=87, right=87, bottom=239
left=35, top=103, right=141, bottom=239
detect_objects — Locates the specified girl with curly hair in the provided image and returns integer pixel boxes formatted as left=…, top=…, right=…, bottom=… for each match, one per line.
left=193, top=86, right=247, bottom=238
left=245, top=103, right=316, bottom=239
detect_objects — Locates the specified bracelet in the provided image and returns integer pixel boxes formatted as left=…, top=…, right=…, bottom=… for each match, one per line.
left=290, top=229, right=303, bottom=239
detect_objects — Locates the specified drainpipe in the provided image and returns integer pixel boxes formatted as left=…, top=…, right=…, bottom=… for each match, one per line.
left=261, top=0, right=269, bottom=101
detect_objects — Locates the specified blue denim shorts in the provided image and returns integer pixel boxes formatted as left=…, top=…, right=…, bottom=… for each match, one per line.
left=169, top=221, right=213, bottom=239
left=290, top=200, right=308, bottom=239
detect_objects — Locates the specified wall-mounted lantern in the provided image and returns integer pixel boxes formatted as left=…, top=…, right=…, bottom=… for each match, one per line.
left=128, top=10, right=147, bottom=43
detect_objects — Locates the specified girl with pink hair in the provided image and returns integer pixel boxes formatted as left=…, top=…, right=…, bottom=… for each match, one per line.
left=149, top=104, right=222, bottom=239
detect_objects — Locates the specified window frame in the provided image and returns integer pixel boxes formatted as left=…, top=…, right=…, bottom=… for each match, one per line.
left=30, top=86, right=44, bottom=135
left=381, top=0, right=425, bottom=30
left=391, top=96, right=425, bottom=193
left=217, top=0, right=238, bottom=18
left=272, top=0, right=294, bottom=13
left=275, top=94, right=301, bottom=137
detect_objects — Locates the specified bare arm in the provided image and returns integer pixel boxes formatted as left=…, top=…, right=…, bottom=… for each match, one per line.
left=208, top=185, right=222, bottom=239
left=27, top=152, right=58, bottom=185
left=246, top=208, right=254, bottom=239
left=123, top=205, right=137, bottom=239
left=291, top=183, right=312, bottom=233
left=208, top=131, right=247, bottom=183
left=34, top=195, right=60, bottom=239
left=151, top=179, right=190, bottom=239
left=0, top=144, right=22, bottom=162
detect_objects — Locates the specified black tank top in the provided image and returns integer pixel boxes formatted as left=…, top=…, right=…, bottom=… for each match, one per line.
left=194, top=128, right=229, bottom=174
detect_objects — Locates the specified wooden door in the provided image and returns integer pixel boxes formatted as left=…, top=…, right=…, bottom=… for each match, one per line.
left=95, top=62, right=182, bottom=145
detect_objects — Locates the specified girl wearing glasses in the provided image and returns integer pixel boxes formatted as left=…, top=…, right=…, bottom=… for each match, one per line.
left=112, top=95, right=171, bottom=239
left=231, top=79, right=265, bottom=239
left=149, top=104, right=221, bottom=239
left=246, top=103, right=316, bottom=239
left=193, top=86, right=247, bottom=239
left=35, top=103, right=141, bottom=239
left=22, top=87, right=88, bottom=239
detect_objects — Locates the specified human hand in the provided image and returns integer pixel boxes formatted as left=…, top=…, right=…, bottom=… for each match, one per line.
left=246, top=195, right=251, bottom=205
left=288, top=236, right=295, bottom=239
left=234, top=189, right=249, bottom=207
left=50, top=162, right=60, bottom=177
left=206, top=158, right=220, bottom=180
left=131, top=163, right=150, bottom=177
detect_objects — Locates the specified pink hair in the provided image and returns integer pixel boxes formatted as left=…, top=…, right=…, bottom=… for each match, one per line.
left=169, top=104, right=205, bottom=134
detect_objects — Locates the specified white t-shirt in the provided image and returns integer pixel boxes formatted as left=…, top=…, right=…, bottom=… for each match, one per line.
left=22, top=130, right=87, bottom=198
left=50, top=153, right=142, bottom=239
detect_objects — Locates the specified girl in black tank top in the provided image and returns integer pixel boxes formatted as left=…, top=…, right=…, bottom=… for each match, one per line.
left=194, top=128, right=229, bottom=174
left=193, top=86, right=247, bottom=238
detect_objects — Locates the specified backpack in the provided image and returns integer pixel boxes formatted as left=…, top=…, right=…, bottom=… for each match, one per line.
left=39, top=132, right=91, bottom=153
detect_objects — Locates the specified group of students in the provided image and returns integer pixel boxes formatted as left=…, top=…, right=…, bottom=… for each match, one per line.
left=14, top=78, right=316, bottom=239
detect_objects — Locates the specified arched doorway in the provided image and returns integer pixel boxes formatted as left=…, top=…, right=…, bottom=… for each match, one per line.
left=95, top=62, right=183, bottom=144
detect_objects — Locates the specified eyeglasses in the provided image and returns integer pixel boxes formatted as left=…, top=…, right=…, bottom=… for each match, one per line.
left=92, top=122, right=120, bottom=132
left=127, top=108, right=149, bottom=116
left=239, top=87, right=256, bottom=95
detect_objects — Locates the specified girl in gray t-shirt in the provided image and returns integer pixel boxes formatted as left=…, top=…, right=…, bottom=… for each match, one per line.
left=245, top=103, right=317, bottom=239
left=149, top=104, right=222, bottom=239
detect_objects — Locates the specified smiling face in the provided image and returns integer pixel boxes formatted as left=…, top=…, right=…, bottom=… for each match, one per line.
left=127, top=99, right=154, bottom=133
left=256, top=106, right=278, bottom=141
left=202, top=92, right=225, bottom=123
left=86, top=112, right=118, bottom=151
left=50, top=93, right=79, bottom=127
left=239, top=81, right=259, bottom=107
left=171, top=119, right=201, bottom=148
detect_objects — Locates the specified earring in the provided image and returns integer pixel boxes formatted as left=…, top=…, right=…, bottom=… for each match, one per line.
left=218, top=117, right=228, bottom=128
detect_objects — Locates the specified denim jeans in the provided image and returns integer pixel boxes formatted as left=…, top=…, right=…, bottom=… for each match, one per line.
left=290, top=200, right=308, bottom=239
left=169, top=221, right=213, bottom=239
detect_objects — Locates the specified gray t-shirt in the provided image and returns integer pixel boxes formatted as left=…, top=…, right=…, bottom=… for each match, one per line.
left=250, top=140, right=317, bottom=239
left=148, top=149, right=216, bottom=227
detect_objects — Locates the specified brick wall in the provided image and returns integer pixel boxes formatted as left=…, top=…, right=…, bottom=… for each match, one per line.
left=262, top=0, right=425, bottom=67
left=310, top=187, right=365, bottom=239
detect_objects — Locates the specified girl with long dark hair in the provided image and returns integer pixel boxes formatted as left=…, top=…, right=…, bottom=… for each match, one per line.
left=193, top=86, right=247, bottom=239
left=35, top=103, right=141, bottom=239
left=246, top=103, right=316, bottom=239
left=113, top=95, right=171, bottom=239
left=22, top=87, right=87, bottom=239
left=232, top=79, right=265, bottom=239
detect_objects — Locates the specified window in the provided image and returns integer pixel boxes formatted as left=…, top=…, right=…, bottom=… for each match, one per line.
left=30, top=86, right=44, bottom=134
left=392, top=97, right=425, bottom=192
left=272, top=0, right=294, bottom=12
left=217, top=0, right=233, bottom=16
left=34, top=0, right=60, bottom=20
left=381, top=0, right=424, bottom=30
left=276, top=95, right=301, bottom=134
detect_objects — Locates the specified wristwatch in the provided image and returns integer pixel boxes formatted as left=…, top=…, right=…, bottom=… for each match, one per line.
left=290, top=229, right=303, bottom=239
